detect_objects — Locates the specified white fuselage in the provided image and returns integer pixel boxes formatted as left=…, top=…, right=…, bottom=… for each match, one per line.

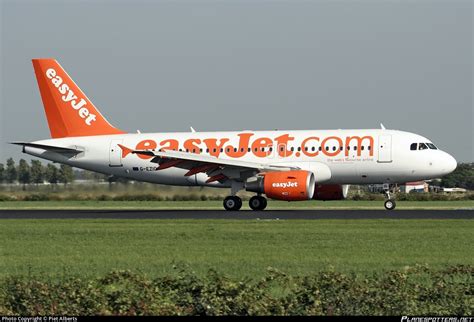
left=24, top=129, right=457, bottom=188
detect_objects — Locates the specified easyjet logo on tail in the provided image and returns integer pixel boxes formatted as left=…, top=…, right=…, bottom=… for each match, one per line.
left=45, top=68, right=96, bottom=126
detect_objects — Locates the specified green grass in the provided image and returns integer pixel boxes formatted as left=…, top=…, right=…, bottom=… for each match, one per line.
left=0, top=200, right=473, bottom=209
left=1, top=219, right=472, bottom=279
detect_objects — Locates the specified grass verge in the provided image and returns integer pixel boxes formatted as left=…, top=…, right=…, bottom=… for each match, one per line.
left=1, top=219, right=472, bottom=279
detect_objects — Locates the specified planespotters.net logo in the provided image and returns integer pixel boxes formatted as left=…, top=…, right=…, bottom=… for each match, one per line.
left=272, top=181, right=298, bottom=189
left=401, top=317, right=473, bottom=322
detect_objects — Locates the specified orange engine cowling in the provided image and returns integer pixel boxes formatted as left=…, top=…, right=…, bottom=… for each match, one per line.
left=245, top=170, right=315, bottom=201
left=313, top=184, right=348, bottom=200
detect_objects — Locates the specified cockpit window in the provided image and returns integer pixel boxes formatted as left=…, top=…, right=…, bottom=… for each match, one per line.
left=410, top=143, right=417, bottom=150
left=427, top=143, right=437, bottom=150
left=419, top=143, right=428, bottom=150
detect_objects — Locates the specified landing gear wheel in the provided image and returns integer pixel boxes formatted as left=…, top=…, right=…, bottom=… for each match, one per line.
left=223, top=196, right=242, bottom=211
left=384, top=199, right=396, bottom=210
left=249, top=196, right=267, bottom=211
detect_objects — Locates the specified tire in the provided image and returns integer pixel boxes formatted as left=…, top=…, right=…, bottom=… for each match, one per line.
left=223, top=196, right=242, bottom=211
left=384, top=199, right=396, bottom=210
left=249, top=196, right=267, bottom=211
left=260, top=197, right=267, bottom=210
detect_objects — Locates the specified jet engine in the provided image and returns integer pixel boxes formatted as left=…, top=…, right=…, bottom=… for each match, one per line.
left=245, top=170, right=315, bottom=201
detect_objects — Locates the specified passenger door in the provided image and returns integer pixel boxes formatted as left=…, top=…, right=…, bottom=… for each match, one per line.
left=377, top=135, right=392, bottom=163
left=109, top=139, right=123, bottom=167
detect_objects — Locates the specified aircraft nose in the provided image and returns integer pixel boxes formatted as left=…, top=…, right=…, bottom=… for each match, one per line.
left=440, top=152, right=457, bottom=175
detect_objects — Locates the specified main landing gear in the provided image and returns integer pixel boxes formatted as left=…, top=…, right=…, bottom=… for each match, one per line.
left=223, top=196, right=242, bottom=211
left=223, top=195, right=268, bottom=211
left=383, top=185, right=396, bottom=210
left=249, top=195, right=267, bottom=211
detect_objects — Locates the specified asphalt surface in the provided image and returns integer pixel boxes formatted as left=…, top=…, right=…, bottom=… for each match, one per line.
left=0, top=209, right=473, bottom=219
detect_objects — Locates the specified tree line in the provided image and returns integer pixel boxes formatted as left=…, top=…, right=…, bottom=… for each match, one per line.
left=440, top=162, right=474, bottom=190
left=0, top=158, right=473, bottom=189
left=0, top=158, right=75, bottom=186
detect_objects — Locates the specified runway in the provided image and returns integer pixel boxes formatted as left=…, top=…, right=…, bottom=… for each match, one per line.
left=0, top=209, right=473, bottom=220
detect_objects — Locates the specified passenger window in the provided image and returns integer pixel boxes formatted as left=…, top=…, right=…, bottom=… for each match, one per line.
left=291, top=147, right=294, bottom=152
left=410, top=143, right=417, bottom=150
left=361, top=146, right=364, bottom=151
left=419, top=143, right=428, bottom=150
left=311, top=147, right=315, bottom=152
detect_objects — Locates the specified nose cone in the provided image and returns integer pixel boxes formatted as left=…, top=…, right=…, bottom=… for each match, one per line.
left=440, top=152, right=457, bottom=175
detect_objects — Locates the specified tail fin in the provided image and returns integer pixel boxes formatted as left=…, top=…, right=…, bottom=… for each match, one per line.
left=32, top=59, right=125, bottom=138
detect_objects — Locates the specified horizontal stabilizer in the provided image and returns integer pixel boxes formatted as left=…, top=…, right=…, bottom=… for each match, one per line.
left=10, top=142, right=82, bottom=153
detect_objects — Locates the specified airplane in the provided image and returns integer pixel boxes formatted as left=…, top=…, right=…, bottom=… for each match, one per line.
left=12, top=59, right=457, bottom=211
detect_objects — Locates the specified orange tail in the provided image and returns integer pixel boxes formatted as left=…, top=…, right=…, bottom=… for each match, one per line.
left=32, top=59, right=125, bottom=138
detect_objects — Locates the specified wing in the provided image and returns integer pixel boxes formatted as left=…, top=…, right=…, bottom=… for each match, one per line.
left=119, top=145, right=297, bottom=183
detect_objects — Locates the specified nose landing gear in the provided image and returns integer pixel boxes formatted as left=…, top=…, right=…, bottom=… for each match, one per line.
left=383, top=185, right=396, bottom=210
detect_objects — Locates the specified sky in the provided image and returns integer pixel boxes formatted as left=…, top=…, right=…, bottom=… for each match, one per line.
left=0, top=0, right=472, bottom=163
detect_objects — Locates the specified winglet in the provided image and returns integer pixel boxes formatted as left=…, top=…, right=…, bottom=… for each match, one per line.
left=118, top=144, right=133, bottom=158
left=380, top=123, right=386, bottom=130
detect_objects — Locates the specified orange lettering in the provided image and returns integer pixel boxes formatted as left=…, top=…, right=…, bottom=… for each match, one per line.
left=345, top=136, right=374, bottom=157
left=135, top=139, right=157, bottom=159
left=321, top=136, right=343, bottom=157
left=274, top=134, right=294, bottom=157
left=225, top=133, right=254, bottom=158
left=184, top=138, right=202, bottom=154
left=160, top=139, right=179, bottom=151
left=251, top=137, right=272, bottom=158
left=203, top=138, right=230, bottom=157
left=301, top=137, right=320, bottom=157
